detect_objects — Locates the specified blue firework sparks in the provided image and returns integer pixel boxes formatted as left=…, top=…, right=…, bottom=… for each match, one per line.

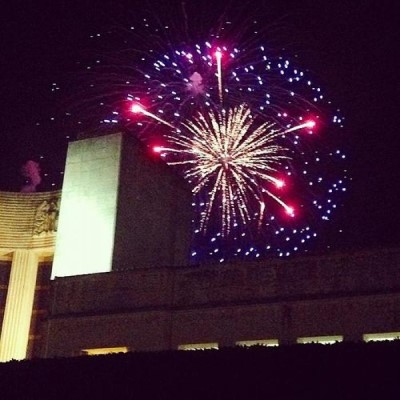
left=75, top=17, right=348, bottom=264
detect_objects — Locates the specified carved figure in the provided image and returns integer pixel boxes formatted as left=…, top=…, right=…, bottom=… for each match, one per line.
left=32, top=197, right=60, bottom=236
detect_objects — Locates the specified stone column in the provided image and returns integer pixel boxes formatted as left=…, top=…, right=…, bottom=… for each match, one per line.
left=0, top=250, right=39, bottom=362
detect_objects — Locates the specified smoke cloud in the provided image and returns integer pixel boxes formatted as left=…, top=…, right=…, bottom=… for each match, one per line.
left=187, top=72, right=205, bottom=95
left=20, top=160, right=42, bottom=192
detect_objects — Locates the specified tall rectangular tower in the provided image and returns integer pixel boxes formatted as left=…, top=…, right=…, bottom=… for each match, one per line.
left=52, top=132, right=192, bottom=278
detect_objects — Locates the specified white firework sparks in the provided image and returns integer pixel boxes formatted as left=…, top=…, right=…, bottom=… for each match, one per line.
left=165, top=103, right=294, bottom=235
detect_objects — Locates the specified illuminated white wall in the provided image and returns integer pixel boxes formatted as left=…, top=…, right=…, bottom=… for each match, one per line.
left=52, top=134, right=122, bottom=278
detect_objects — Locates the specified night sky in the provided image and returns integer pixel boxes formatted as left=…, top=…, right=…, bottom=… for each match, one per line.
left=0, top=0, right=398, bottom=253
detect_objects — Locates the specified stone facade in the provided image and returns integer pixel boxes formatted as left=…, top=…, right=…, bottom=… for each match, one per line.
left=52, top=132, right=192, bottom=278
left=0, top=191, right=61, bottom=254
left=45, top=248, right=400, bottom=357
left=0, top=191, right=59, bottom=360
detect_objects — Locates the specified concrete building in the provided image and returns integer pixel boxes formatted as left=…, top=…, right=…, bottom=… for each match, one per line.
left=1, top=133, right=400, bottom=361
left=46, top=247, right=400, bottom=357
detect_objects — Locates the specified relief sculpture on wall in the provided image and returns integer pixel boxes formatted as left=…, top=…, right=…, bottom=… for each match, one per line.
left=32, top=197, right=60, bottom=236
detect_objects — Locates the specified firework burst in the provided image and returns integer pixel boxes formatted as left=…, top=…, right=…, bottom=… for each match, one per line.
left=68, top=12, right=348, bottom=263
left=164, top=104, right=294, bottom=236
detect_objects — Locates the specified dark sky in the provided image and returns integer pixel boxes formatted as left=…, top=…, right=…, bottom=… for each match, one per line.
left=0, top=0, right=398, bottom=251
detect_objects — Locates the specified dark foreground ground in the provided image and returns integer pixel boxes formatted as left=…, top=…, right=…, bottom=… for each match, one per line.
left=0, top=341, right=399, bottom=399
